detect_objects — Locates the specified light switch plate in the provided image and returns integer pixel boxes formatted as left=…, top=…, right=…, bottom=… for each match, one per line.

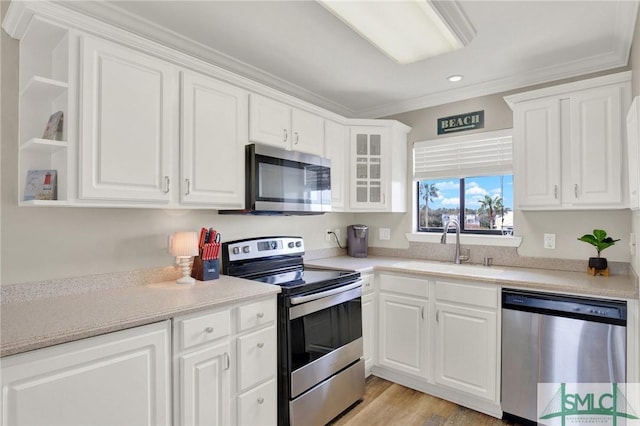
left=379, top=228, right=391, bottom=240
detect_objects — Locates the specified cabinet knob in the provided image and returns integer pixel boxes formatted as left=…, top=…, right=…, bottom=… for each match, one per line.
left=256, top=312, right=264, bottom=319
left=164, top=176, right=170, bottom=193
left=257, top=342, right=264, bottom=349
left=574, top=184, right=579, bottom=198
left=185, top=179, right=191, bottom=196
left=257, top=397, right=264, bottom=404
left=205, top=327, right=214, bottom=333
left=294, top=131, right=300, bottom=145
left=283, top=129, right=288, bottom=143
left=554, top=185, right=558, bottom=199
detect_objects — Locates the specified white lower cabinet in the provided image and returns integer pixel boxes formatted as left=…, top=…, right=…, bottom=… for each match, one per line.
left=177, top=341, right=231, bottom=426
left=0, top=321, right=171, bottom=426
left=173, top=296, right=277, bottom=426
left=374, top=273, right=501, bottom=417
left=361, top=273, right=376, bottom=375
left=377, top=274, right=428, bottom=378
left=433, top=281, right=499, bottom=402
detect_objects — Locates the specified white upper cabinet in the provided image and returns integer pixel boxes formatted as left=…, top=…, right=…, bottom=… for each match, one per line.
left=512, top=97, right=562, bottom=208
left=348, top=122, right=408, bottom=212
left=249, top=93, right=324, bottom=157
left=180, top=71, right=248, bottom=208
left=506, top=72, right=631, bottom=210
left=79, top=36, right=175, bottom=203
left=324, top=119, right=348, bottom=210
left=626, top=96, right=640, bottom=210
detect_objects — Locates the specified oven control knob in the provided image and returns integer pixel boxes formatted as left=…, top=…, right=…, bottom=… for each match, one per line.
left=288, top=242, right=295, bottom=248
left=232, top=247, right=240, bottom=255
left=242, top=246, right=251, bottom=254
left=295, top=241, right=302, bottom=248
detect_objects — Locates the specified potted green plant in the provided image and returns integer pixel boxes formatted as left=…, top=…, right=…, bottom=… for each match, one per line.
left=577, top=229, right=620, bottom=271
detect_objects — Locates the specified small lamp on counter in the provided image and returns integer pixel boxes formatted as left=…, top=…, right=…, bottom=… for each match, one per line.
left=171, top=231, right=199, bottom=285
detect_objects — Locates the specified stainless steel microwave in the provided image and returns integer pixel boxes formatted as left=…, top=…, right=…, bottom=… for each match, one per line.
left=222, top=143, right=331, bottom=215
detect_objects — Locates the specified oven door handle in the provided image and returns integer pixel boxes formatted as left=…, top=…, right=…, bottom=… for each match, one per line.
left=289, top=280, right=362, bottom=320
left=290, top=281, right=362, bottom=305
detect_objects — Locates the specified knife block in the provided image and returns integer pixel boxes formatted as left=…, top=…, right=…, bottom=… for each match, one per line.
left=191, top=257, right=220, bottom=281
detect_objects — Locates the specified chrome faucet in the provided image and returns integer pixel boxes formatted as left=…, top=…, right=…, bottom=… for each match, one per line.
left=440, top=217, right=470, bottom=264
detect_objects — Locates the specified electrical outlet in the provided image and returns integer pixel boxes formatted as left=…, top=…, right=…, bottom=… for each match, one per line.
left=544, top=233, right=556, bottom=249
left=379, top=228, right=391, bottom=240
left=325, top=228, right=332, bottom=242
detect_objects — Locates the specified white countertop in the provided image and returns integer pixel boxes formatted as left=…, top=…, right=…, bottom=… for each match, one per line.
left=306, top=256, right=639, bottom=300
left=0, top=276, right=280, bottom=357
left=2, top=256, right=637, bottom=358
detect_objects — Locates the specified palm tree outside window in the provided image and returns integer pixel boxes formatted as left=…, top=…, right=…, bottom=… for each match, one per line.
left=417, top=174, right=513, bottom=235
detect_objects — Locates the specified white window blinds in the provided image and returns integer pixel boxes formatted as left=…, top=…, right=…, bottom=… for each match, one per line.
left=413, top=129, right=513, bottom=180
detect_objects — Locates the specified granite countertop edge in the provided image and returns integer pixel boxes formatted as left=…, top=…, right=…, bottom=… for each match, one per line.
left=1, top=276, right=280, bottom=358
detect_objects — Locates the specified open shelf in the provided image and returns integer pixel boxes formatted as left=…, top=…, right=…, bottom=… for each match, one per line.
left=20, top=138, right=68, bottom=153
left=20, top=76, right=68, bottom=100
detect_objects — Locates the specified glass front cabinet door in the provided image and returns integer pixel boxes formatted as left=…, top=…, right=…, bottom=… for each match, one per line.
left=350, top=126, right=389, bottom=210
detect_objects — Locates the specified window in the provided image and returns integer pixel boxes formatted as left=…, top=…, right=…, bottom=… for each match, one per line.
left=413, top=130, right=514, bottom=235
left=417, top=175, right=513, bottom=235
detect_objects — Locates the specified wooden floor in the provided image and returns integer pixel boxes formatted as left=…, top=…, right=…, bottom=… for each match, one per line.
left=329, top=376, right=523, bottom=426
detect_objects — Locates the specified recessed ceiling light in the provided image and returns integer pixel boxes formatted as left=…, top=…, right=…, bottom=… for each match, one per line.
left=318, top=0, right=476, bottom=65
left=448, top=75, right=463, bottom=82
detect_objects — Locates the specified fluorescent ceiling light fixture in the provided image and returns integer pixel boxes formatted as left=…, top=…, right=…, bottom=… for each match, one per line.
left=318, top=0, right=476, bottom=64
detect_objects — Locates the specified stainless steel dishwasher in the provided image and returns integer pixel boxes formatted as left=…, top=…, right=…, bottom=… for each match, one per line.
left=501, top=289, right=626, bottom=424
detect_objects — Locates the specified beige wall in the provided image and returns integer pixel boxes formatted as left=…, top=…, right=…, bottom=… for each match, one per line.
left=0, top=3, right=355, bottom=285
left=2, top=3, right=638, bottom=284
left=376, top=70, right=633, bottom=263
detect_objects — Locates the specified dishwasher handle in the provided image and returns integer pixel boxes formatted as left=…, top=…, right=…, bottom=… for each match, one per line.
left=502, top=289, right=626, bottom=325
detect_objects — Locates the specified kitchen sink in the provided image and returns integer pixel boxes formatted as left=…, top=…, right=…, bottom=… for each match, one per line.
left=391, top=261, right=504, bottom=277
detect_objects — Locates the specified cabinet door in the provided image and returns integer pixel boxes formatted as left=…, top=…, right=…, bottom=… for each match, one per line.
left=433, top=302, right=498, bottom=402
left=350, top=126, right=389, bottom=211
left=378, top=293, right=427, bottom=377
left=177, top=341, right=231, bottom=426
left=180, top=71, right=248, bottom=207
left=325, top=120, right=348, bottom=210
left=80, top=36, right=174, bottom=202
left=249, top=94, right=290, bottom=148
left=291, top=107, right=324, bottom=156
left=362, top=292, right=376, bottom=376
left=626, top=96, right=640, bottom=210
left=1, top=321, right=171, bottom=426
left=568, top=86, right=623, bottom=206
left=513, top=97, right=562, bottom=208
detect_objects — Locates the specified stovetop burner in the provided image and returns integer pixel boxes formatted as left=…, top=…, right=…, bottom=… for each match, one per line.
left=221, top=236, right=360, bottom=296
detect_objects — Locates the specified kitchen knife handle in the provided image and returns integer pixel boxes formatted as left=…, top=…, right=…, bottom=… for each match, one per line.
left=185, top=179, right=191, bottom=195
left=164, top=176, right=170, bottom=193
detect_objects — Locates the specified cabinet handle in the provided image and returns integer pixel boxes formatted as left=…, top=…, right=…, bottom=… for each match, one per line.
left=257, top=312, right=264, bottom=319
left=294, top=131, right=299, bottom=145
left=224, top=352, right=230, bottom=370
left=205, top=327, right=214, bottom=333
left=554, top=185, right=558, bottom=199
left=257, top=397, right=265, bottom=404
left=257, top=342, right=264, bottom=349
left=185, top=179, right=191, bottom=195
left=436, top=310, right=439, bottom=323
left=421, top=307, right=425, bottom=320
left=283, top=129, right=288, bottom=143
left=574, top=184, right=579, bottom=198
left=164, top=176, right=170, bottom=193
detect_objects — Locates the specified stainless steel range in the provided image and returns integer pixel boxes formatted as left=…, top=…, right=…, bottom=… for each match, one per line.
left=222, top=236, right=365, bottom=426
